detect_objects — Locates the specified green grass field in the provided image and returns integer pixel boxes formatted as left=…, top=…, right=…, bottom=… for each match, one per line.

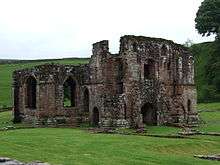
left=0, top=128, right=219, bottom=165
left=0, top=58, right=220, bottom=164
left=0, top=58, right=88, bottom=108
left=0, top=103, right=219, bottom=165
left=197, top=102, right=220, bottom=132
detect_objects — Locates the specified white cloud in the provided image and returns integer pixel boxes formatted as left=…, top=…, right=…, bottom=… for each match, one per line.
left=0, top=0, right=215, bottom=59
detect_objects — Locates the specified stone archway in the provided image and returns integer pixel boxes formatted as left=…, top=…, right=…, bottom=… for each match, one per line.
left=63, top=77, right=76, bottom=107
left=141, top=103, right=157, bottom=125
left=25, top=76, right=37, bottom=109
left=92, top=107, right=99, bottom=126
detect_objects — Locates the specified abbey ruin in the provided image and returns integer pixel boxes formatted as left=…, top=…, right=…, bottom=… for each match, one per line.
left=12, top=35, right=198, bottom=128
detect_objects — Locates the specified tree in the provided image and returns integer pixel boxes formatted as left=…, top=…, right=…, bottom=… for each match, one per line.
left=184, top=38, right=194, bottom=47
left=195, top=0, right=220, bottom=40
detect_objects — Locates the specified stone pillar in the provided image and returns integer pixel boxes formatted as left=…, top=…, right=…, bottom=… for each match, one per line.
left=13, top=84, right=21, bottom=123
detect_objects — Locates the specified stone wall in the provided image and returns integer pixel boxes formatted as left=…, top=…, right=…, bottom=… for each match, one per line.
left=13, top=64, right=90, bottom=126
left=13, top=35, right=198, bottom=128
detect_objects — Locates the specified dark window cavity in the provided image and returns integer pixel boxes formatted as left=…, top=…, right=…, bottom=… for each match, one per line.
left=63, top=77, right=76, bottom=107
left=25, top=76, right=37, bottom=109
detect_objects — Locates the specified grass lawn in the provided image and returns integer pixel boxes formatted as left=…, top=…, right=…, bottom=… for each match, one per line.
left=0, top=58, right=219, bottom=164
left=0, top=128, right=219, bottom=165
left=0, top=103, right=219, bottom=164
left=197, top=102, right=220, bottom=132
left=198, top=102, right=220, bottom=111
left=0, top=58, right=88, bottom=108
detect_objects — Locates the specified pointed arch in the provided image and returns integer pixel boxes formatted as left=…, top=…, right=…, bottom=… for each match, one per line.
left=25, top=76, right=37, bottom=109
left=141, top=103, right=157, bottom=125
left=63, top=76, right=76, bottom=107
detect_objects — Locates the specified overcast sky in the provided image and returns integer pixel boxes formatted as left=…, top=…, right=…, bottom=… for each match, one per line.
left=0, top=0, right=215, bottom=59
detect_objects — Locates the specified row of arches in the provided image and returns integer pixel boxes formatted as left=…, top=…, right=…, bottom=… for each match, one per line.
left=24, top=75, right=100, bottom=125
left=24, top=76, right=192, bottom=126
left=24, top=76, right=89, bottom=111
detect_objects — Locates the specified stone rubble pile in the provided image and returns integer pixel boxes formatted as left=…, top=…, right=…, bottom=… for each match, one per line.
left=0, top=157, right=50, bottom=165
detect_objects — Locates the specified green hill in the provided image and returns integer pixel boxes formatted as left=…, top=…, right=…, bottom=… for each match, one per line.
left=0, top=58, right=89, bottom=108
left=191, top=41, right=220, bottom=103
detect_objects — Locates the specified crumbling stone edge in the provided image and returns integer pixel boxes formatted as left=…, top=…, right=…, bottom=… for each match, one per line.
left=194, top=154, right=220, bottom=161
left=0, top=157, right=50, bottom=165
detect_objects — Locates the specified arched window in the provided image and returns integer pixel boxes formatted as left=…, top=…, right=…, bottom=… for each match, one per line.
left=141, top=103, right=157, bottom=125
left=92, top=107, right=99, bottom=126
left=63, top=77, right=76, bottom=107
left=83, top=88, right=89, bottom=112
left=144, top=59, right=155, bottom=79
left=25, top=76, right=37, bottom=109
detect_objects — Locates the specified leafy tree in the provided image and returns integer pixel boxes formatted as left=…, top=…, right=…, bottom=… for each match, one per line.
left=195, top=0, right=220, bottom=39
left=184, top=38, right=194, bottom=47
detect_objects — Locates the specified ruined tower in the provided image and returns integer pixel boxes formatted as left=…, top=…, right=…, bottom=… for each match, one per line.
left=13, top=35, right=198, bottom=127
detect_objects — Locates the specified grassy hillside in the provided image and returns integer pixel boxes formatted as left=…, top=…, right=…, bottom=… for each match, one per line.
left=0, top=58, right=88, bottom=108
left=191, top=41, right=220, bottom=103
left=0, top=102, right=219, bottom=165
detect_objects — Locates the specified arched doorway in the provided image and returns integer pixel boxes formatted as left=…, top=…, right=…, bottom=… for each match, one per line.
left=25, top=76, right=37, bottom=109
left=93, top=107, right=99, bottom=126
left=63, top=77, right=76, bottom=107
left=141, top=103, right=157, bottom=125
left=83, top=88, right=89, bottom=112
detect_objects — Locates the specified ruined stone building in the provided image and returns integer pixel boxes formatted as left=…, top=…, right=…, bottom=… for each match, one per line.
left=13, top=35, right=198, bottom=128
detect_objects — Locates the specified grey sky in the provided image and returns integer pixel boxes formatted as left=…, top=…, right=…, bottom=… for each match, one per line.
left=0, top=0, right=215, bottom=59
